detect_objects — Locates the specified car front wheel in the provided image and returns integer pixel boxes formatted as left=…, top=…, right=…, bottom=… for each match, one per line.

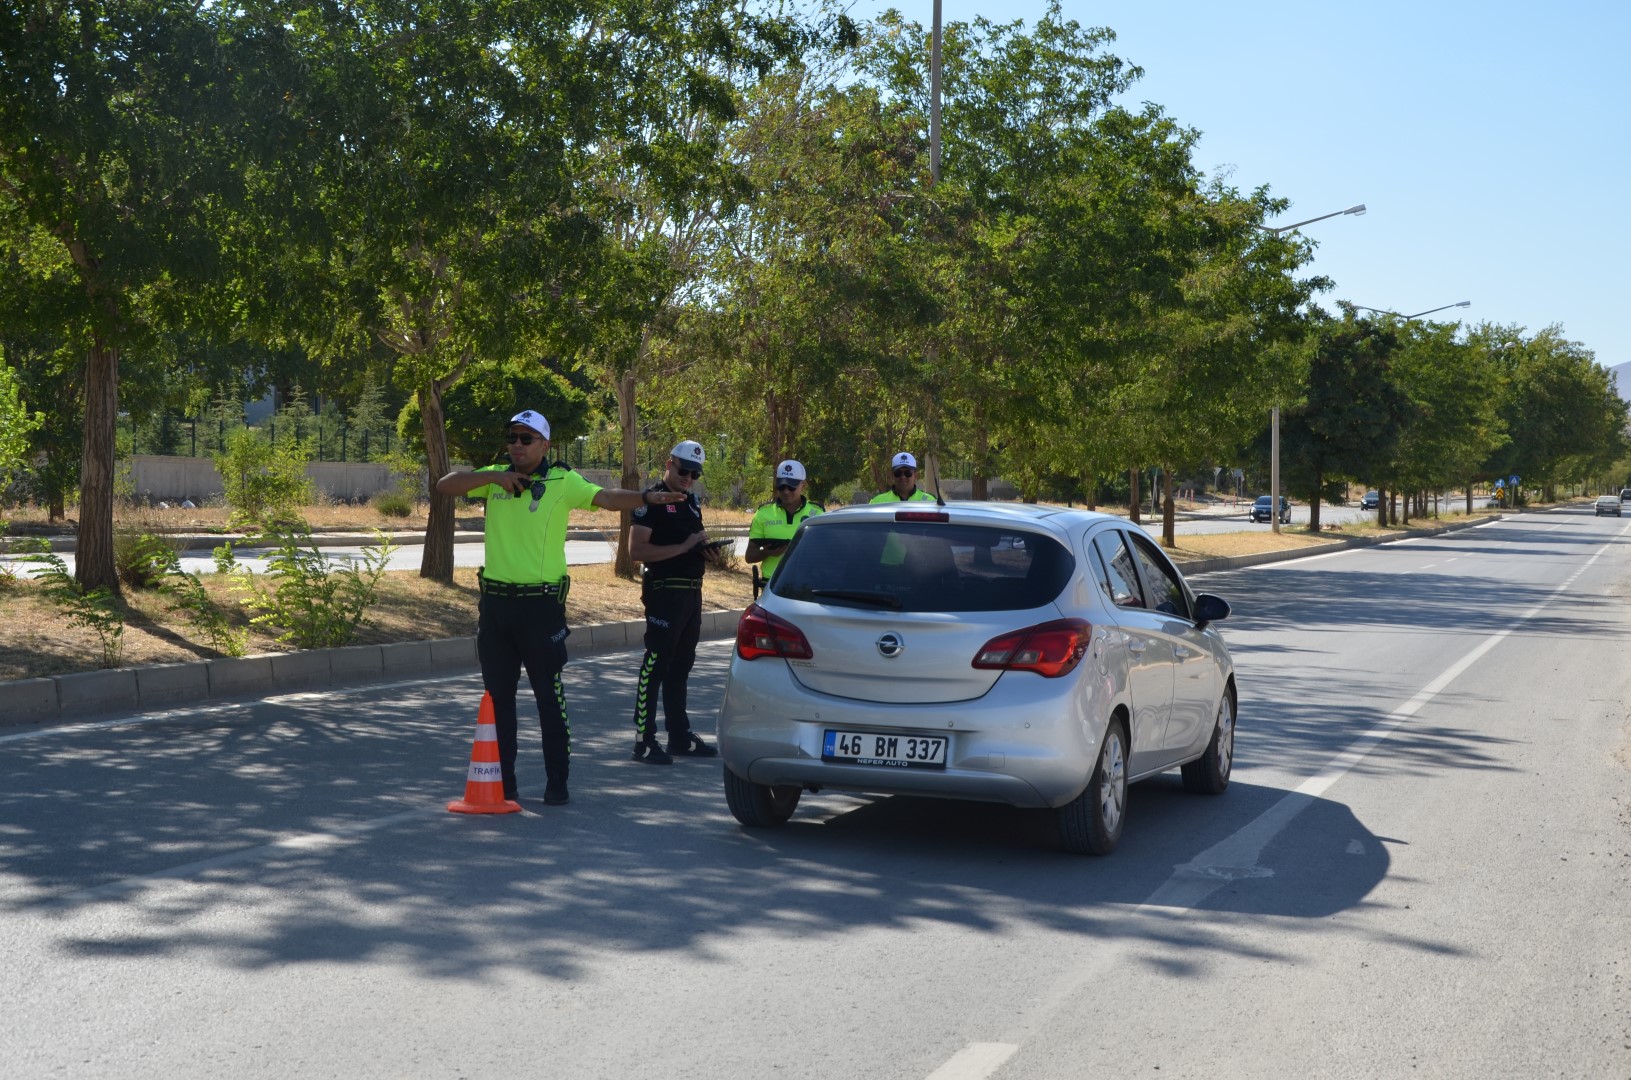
left=723, top=765, right=801, bottom=827
left=1059, top=720, right=1127, bottom=855
left=1181, top=692, right=1235, bottom=795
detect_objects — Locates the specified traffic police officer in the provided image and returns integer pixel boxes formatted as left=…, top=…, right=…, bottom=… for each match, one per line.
left=435, top=409, right=684, bottom=805
left=870, top=451, right=937, bottom=504
left=746, top=459, right=821, bottom=587
left=627, top=440, right=725, bottom=765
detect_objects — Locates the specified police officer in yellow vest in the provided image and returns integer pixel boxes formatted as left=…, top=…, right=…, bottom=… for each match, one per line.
left=747, top=459, right=822, bottom=586
left=435, top=410, right=685, bottom=806
left=869, top=451, right=937, bottom=504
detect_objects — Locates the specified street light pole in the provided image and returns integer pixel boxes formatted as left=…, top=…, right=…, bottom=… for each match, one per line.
left=1351, top=301, right=1471, bottom=320
left=1253, top=203, right=1366, bottom=533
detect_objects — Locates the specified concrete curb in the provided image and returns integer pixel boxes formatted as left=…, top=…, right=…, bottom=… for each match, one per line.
left=0, top=610, right=749, bottom=730
left=0, top=513, right=1500, bottom=729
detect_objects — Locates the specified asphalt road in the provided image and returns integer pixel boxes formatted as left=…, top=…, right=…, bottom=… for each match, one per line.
left=2, top=507, right=1628, bottom=1078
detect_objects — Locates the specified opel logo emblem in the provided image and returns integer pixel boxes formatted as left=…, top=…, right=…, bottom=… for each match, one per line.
left=877, top=633, right=904, bottom=658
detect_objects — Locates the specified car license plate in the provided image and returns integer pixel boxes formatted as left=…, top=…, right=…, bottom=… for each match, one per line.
left=822, top=730, right=947, bottom=769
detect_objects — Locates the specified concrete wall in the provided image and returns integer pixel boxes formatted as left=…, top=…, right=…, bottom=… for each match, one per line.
left=130, top=455, right=408, bottom=504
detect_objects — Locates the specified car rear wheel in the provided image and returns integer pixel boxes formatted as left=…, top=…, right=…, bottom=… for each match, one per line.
left=1182, top=692, right=1235, bottom=795
left=723, top=765, right=801, bottom=827
left=1058, top=720, right=1127, bottom=855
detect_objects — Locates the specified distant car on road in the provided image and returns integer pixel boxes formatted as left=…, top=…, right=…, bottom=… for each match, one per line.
left=1249, top=495, right=1291, bottom=524
left=1359, top=490, right=1379, bottom=511
left=1594, top=495, right=1622, bottom=517
left=717, top=502, right=1238, bottom=856
left=1620, top=488, right=1631, bottom=502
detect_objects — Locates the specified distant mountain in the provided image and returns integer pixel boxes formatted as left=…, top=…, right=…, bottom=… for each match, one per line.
left=1611, top=361, right=1631, bottom=404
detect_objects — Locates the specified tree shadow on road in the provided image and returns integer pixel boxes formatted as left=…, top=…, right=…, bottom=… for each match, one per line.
left=0, top=650, right=1504, bottom=985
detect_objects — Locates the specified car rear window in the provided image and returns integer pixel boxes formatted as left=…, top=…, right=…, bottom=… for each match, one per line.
left=772, top=521, right=1076, bottom=613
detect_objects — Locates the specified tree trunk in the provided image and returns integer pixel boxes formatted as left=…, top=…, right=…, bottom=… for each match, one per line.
left=76, top=334, right=120, bottom=594
left=1399, top=489, right=1410, bottom=525
left=615, top=369, right=640, bottom=578
left=1083, top=465, right=1097, bottom=511
left=1466, top=482, right=1473, bottom=514
left=418, top=381, right=455, bottom=582
left=1128, top=468, right=1140, bottom=525
left=1310, top=469, right=1323, bottom=532
left=1161, top=467, right=1175, bottom=548
left=49, top=493, right=65, bottom=523
left=1378, top=486, right=1388, bottom=527
left=970, top=413, right=988, bottom=501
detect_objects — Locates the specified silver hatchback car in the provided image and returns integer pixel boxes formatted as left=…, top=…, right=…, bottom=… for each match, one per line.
left=717, top=502, right=1237, bottom=854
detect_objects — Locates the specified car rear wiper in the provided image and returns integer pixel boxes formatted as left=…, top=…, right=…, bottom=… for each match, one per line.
left=807, top=588, right=902, bottom=609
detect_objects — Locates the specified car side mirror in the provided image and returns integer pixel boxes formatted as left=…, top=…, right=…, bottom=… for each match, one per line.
left=1192, top=592, right=1230, bottom=628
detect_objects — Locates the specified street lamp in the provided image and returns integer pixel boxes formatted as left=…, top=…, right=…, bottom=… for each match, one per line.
left=1253, top=202, right=1367, bottom=533
left=1253, top=203, right=1366, bottom=237
left=1351, top=301, right=1472, bottom=320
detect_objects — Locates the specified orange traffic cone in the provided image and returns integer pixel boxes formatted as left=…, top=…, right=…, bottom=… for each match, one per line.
left=447, top=693, right=522, bottom=815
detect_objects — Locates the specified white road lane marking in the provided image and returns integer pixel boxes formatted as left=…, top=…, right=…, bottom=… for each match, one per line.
left=923, top=1043, right=1019, bottom=1080
left=935, top=516, right=1631, bottom=1077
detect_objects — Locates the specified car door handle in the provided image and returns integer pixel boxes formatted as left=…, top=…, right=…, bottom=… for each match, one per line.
left=1127, top=639, right=1147, bottom=656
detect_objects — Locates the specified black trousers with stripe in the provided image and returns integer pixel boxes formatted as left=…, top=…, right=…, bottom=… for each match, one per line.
left=476, top=592, right=571, bottom=798
left=632, top=582, right=703, bottom=741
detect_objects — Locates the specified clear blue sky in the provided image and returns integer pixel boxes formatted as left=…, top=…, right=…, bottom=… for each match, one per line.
left=843, top=0, right=1631, bottom=370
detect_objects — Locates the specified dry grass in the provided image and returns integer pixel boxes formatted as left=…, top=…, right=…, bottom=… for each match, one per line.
left=0, top=562, right=756, bottom=683
left=1160, top=530, right=1348, bottom=561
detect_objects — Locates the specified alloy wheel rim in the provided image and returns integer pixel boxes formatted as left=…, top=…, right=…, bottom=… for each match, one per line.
left=1217, top=699, right=1235, bottom=776
left=1099, top=732, right=1126, bottom=833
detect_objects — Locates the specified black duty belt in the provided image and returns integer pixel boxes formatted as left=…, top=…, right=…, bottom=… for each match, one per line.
left=479, top=575, right=568, bottom=599
left=645, top=577, right=703, bottom=591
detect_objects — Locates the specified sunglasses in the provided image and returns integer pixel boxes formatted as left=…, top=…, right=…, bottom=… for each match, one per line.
left=893, top=468, right=915, bottom=478
left=775, top=482, right=800, bottom=491
left=676, top=466, right=701, bottom=479
left=505, top=433, right=539, bottom=445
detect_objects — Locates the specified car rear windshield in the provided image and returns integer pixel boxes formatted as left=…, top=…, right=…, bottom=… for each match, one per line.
left=772, top=521, right=1076, bottom=613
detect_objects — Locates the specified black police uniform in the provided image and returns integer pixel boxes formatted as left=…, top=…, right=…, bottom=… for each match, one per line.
left=630, top=480, right=706, bottom=747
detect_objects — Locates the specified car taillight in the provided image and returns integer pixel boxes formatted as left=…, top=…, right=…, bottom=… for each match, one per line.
left=895, top=510, right=949, bottom=522
left=736, top=603, right=814, bottom=661
left=972, top=618, right=1091, bottom=678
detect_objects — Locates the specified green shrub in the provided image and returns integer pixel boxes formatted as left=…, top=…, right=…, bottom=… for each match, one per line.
left=114, top=528, right=185, bottom=589
left=143, top=545, right=248, bottom=658
left=237, top=526, right=396, bottom=649
left=22, top=549, right=124, bottom=668
left=212, top=426, right=314, bottom=530
left=372, top=490, right=414, bottom=518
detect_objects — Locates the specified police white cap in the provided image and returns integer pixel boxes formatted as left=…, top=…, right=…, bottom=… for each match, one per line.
left=775, top=460, right=807, bottom=482
left=670, top=440, right=706, bottom=468
left=891, top=451, right=918, bottom=470
left=509, top=410, right=551, bottom=439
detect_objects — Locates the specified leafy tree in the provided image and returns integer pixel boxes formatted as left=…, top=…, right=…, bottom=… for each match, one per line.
left=0, top=348, right=43, bottom=485
left=1273, top=312, right=1414, bottom=531
left=1, top=1, right=309, bottom=590
left=1387, top=319, right=1507, bottom=514
left=398, top=365, right=593, bottom=471
left=1476, top=325, right=1629, bottom=499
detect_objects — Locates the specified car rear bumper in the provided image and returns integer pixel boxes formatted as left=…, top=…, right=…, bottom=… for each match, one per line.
left=718, top=660, right=1108, bottom=809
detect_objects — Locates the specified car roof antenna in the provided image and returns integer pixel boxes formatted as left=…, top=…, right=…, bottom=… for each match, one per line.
left=929, top=453, right=946, bottom=506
